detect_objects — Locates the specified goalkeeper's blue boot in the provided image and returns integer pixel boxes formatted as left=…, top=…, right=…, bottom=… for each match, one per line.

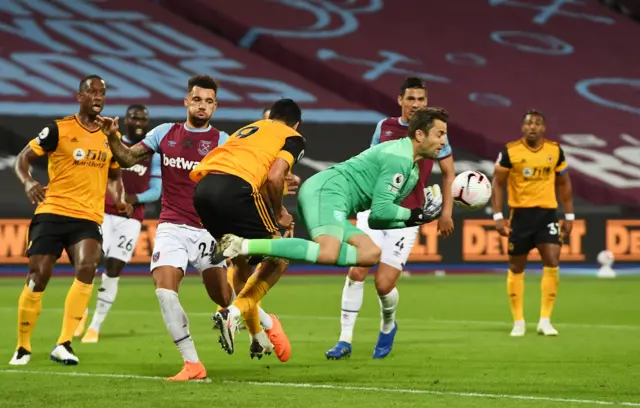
left=373, top=322, right=398, bottom=359
left=325, top=341, right=352, bottom=360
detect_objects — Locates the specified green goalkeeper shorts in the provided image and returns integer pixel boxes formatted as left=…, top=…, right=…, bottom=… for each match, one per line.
left=297, top=169, right=364, bottom=242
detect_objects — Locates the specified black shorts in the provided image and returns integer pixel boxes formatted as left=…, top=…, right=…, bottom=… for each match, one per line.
left=508, top=208, right=561, bottom=256
left=193, top=173, right=280, bottom=241
left=26, top=213, right=103, bottom=259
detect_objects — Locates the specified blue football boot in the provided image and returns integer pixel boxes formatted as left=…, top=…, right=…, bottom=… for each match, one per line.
left=325, top=341, right=352, bottom=360
left=373, top=322, right=398, bottom=359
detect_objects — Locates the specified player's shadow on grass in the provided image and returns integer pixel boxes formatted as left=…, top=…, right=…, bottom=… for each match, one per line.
left=95, top=330, right=165, bottom=339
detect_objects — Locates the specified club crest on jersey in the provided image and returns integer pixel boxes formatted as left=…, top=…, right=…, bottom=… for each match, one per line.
left=197, top=140, right=213, bottom=155
left=73, top=148, right=85, bottom=161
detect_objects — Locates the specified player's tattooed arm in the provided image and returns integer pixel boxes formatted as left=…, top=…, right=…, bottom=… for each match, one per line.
left=97, top=116, right=152, bottom=167
left=110, top=142, right=153, bottom=168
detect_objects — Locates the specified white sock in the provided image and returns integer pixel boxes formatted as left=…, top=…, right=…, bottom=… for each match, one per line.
left=252, top=330, right=269, bottom=345
left=156, top=288, right=199, bottom=363
left=378, top=287, right=399, bottom=334
left=259, top=307, right=273, bottom=330
left=88, top=274, right=119, bottom=332
left=339, top=277, right=365, bottom=343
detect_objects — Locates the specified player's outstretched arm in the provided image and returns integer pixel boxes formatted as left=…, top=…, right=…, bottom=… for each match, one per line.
left=97, top=116, right=152, bottom=167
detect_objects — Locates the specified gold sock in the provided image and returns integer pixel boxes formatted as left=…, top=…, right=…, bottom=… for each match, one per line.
left=507, top=270, right=524, bottom=321
left=540, top=266, right=559, bottom=319
left=17, top=285, right=43, bottom=352
left=233, top=276, right=270, bottom=335
left=57, top=279, right=93, bottom=345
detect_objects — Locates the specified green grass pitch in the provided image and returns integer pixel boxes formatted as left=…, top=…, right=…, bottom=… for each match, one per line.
left=0, top=274, right=639, bottom=407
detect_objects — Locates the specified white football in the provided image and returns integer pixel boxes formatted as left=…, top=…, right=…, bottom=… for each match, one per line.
left=452, top=170, right=492, bottom=209
left=597, top=250, right=615, bottom=267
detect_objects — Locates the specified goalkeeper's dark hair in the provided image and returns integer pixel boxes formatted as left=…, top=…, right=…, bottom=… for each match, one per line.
left=399, top=77, right=427, bottom=97
left=408, top=107, right=448, bottom=139
left=268, top=98, right=302, bottom=127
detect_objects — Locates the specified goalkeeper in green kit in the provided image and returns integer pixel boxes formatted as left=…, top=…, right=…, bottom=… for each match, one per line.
left=217, top=107, right=448, bottom=267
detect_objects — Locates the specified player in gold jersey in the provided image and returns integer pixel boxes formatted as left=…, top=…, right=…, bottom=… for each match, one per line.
left=216, top=106, right=301, bottom=361
left=491, top=110, right=574, bottom=337
left=192, top=98, right=305, bottom=358
left=9, top=75, right=132, bottom=366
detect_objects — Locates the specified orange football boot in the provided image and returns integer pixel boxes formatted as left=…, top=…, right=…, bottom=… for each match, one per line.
left=265, top=314, right=291, bottom=362
left=166, top=361, right=207, bottom=381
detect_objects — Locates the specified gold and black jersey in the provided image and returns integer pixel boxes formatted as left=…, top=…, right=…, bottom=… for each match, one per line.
left=28, top=114, right=119, bottom=224
left=495, top=139, right=568, bottom=209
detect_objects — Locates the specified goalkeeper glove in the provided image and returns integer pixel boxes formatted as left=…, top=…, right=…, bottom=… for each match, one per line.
left=407, top=184, right=443, bottom=226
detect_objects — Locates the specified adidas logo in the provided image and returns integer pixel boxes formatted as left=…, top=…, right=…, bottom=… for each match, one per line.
left=71, top=137, right=79, bottom=143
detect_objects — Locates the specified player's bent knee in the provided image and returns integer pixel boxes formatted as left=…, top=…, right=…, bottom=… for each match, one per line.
left=25, top=270, right=49, bottom=292
left=359, top=245, right=381, bottom=267
left=375, top=281, right=396, bottom=296
left=314, top=235, right=342, bottom=264
left=152, top=266, right=183, bottom=292
left=74, top=260, right=100, bottom=284
left=316, top=248, right=340, bottom=265
left=375, top=265, right=401, bottom=296
left=508, top=264, right=525, bottom=274
left=26, top=257, right=54, bottom=291
left=348, top=267, right=369, bottom=281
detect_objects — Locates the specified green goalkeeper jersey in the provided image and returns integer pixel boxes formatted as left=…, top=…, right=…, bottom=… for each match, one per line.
left=328, top=137, right=419, bottom=227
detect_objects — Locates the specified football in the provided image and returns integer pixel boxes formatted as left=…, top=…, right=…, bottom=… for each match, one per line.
left=452, top=170, right=492, bottom=209
left=597, top=250, right=615, bottom=267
